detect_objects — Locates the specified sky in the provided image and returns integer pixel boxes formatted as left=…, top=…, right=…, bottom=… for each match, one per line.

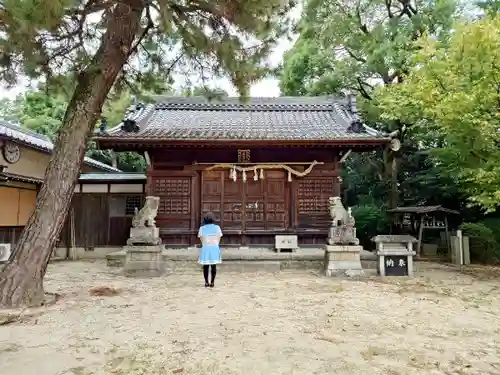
left=201, top=35, right=296, bottom=97
left=0, top=5, right=301, bottom=99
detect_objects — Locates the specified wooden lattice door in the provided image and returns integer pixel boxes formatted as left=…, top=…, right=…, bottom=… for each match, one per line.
left=265, top=174, right=288, bottom=230
left=201, top=170, right=288, bottom=232
left=222, top=171, right=244, bottom=230
left=201, top=170, right=244, bottom=231
left=244, top=178, right=265, bottom=230
left=200, top=170, right=223, bottom=223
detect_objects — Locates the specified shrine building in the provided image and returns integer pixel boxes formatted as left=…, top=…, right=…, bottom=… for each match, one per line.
left=0, top=120, right=121, bottom=249
left=94, top=96, right=391, bottom=248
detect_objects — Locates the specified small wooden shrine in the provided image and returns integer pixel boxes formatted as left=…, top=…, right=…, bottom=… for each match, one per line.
left=387, top=205, right=460, bottom=257
left=94, top=96, right=391, bottom=247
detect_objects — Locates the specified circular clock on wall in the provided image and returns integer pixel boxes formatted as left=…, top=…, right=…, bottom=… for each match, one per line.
left=3, top=141, right=21, bottom=164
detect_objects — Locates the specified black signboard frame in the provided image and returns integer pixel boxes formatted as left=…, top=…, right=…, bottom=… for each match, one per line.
left=383, top=255, right=409, bottom=276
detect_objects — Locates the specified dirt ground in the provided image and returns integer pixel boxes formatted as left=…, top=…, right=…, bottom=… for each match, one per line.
left=0, top=261, right=499, bottom=375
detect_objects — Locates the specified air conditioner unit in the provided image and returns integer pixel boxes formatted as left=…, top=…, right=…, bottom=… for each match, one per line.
left=0, top=244, right=11, bottom=262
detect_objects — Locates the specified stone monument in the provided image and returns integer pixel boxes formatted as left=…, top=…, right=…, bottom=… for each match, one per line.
left=372, top=235, right=417, bottom=277
left=123, top=196, right=165, bottom=277
left=324, top=197, right=364, bottom=277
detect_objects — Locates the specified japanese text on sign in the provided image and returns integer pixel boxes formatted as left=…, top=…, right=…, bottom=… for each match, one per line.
left=386, top=259, right=406, bottom=267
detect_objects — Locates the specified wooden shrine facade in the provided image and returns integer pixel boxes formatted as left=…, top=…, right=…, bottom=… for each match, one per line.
left=95, top=96, right=391, bottom=247
left=144, top=148, right=342, bottom=246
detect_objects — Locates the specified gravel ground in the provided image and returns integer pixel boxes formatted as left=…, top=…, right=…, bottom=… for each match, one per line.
left=0, top=261, right=499, bottom=375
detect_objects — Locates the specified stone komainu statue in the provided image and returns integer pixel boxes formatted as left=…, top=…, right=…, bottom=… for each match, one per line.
left=132, top=196, right=160, bottom=228
left=329, top=197, right=350, bottom=227
left=327, top=196, right=359, bottom=245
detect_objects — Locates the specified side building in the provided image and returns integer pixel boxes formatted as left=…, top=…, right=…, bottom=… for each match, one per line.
left=0, top=120, right=145, bottom=257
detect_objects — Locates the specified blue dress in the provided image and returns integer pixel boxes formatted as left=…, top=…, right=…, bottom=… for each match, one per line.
left=198, top=224, right=223, bottom=265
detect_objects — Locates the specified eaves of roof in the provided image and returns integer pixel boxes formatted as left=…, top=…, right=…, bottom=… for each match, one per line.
left=0, top=120, right=121, bottom=173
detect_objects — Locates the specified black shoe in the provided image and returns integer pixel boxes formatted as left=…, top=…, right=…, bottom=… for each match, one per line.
left=205, top=282, right=209, bottom=288
left=209, top=282, right=214, bottom=288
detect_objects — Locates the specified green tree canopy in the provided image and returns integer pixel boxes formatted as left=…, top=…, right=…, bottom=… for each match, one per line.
left=377, top=15, right=500, bottom=211
left=279, top=0, right=463, bottom=209
left=280, top=0, right=458, bottom=109
left=478, top=0, right=500, bottom=15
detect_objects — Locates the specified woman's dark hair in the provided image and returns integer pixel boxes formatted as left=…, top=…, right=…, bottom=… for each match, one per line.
left=202, top=212, right=215, bottom=225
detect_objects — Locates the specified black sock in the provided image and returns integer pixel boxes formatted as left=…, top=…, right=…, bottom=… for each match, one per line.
left=210, top=265, right=217, bottom=284
left=203, top=265, right=209, bottom=284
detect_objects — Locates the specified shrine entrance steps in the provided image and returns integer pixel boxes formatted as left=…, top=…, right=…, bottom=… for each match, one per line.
left=106, top=247, right=378, bottom=274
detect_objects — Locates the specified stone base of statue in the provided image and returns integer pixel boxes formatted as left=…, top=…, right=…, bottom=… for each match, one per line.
left=123, top=245, right=165, bottom=277
left=324, top=245, right=364, bottom=277
left=122, top=195, right=164, bottom=277
left=327, top=226, right=360, bottom=246
left=126, top=227, right=162, bottom=246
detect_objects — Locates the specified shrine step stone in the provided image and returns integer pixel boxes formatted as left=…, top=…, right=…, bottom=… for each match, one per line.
left=106, top=248, right=379, bottom=273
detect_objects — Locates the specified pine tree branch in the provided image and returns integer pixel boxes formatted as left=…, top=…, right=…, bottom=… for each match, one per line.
left=128, top=6, right=155, bottom=58
left=74, top=0, right=115, bottom=18
left=355, top=2, right=369, bottom=35
left=385, top=0, right=394, bottom=18
left=343, top=46, right=366, bottom=63
left=356, top=77, right=372, bottom=100
left=367, top=157, right=384, bottom=181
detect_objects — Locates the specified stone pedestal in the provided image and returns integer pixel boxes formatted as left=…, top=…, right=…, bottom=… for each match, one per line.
left=372, top=235, right=417, bottom=277
left=126, top=227, right=161, bottom=245
left=324, top=245, right=364, bottom=277
left=123, top=245, right=165, bottom=277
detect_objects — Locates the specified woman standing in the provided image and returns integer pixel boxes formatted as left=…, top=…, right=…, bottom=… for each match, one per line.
left=198, top=212, right=223, bottom=288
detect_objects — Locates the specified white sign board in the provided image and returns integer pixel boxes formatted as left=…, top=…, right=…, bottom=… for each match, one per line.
left=275, top=235, right=298, bottom=252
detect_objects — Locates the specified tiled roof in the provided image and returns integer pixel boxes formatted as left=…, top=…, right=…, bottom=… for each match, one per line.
left=78, top=173, right=146, bottom=182
left=0, top=120, right=121, bottom=172
left=96, top=96, right=388, bottom=143
left=387, top=206, right=460, bottom=215
left=0, top=172, right=43, bottom=185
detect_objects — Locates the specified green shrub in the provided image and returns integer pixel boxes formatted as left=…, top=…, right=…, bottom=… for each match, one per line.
left=352, top=204, right=390, bottom=250
left=478, top=217, right=500, bottom=246
left=459, top=222, right=500, bottom=264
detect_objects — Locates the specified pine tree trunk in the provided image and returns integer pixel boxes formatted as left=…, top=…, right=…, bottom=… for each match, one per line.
left=0, top=0, right=145, bottom=308
left=382, top=146, right=400, bottom=209
left=390, top=155, right=399, bottom=209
